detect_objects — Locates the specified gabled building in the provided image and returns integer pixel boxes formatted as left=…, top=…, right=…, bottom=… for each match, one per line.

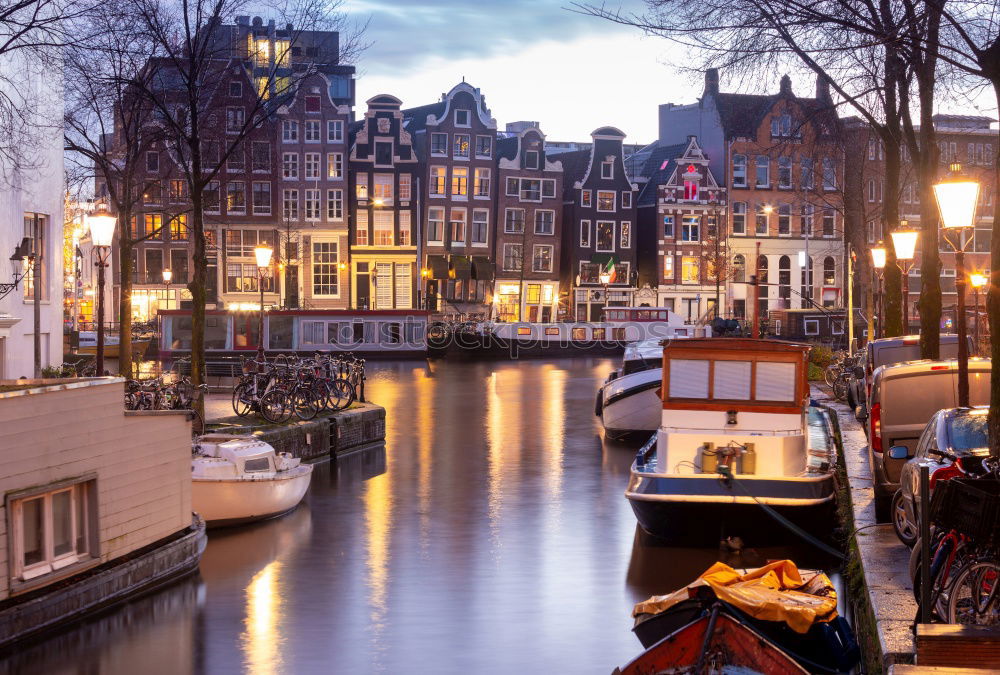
left=634, top=136, right=728, bottom=321
left=493, top=122, right=564, bottom=322
left=348, top=95, right=419, bottom=309
left=403, top=82, right=498, bottom=316
left=659, top=70, right=845, bottom=320
left=559, top=127, right=639, bottom=321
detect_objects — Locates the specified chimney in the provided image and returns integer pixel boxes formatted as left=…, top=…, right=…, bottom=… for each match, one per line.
left=780, top=74, right=792, bottom=96
left=816, top=74, right=831, bottom=103
left=704, top=68, right=719, bottom=97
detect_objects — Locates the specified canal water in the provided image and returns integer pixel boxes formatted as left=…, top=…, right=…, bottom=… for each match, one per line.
left=5, top=358, right=840, bottom=674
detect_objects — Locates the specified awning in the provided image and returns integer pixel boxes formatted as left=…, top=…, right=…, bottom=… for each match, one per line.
left=451, top=255, right=472, bottom=280
left=427, top=255, right=449, bottom=280
left=472, top=256, right=495, bottom=281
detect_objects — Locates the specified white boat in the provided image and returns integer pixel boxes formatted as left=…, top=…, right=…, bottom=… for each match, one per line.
left=596, top=339, right=664, bottom=440
left=625, top=338, right=837, bottom=544
left=191, top=435, right=313, bottom=527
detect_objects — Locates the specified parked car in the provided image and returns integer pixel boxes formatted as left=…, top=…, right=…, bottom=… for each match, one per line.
left=862, top=357, right=991, bottom=520
left=848, top=335, right=966, bottom=417
left=890, top=406, right=991, bottom=546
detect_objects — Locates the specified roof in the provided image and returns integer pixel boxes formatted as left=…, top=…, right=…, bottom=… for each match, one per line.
left=556, top=149, right=592, bottom=186
left=633, top=141, right=688, bottom=208
left=715, top=92, right=838, bottom=139
left=664, top=338, right=811, bottom=354
left=496, top=135, right=519, bottom=161
left=592, top=126, right=626, bottom=138
left=401, top=101, right=445, bottom=133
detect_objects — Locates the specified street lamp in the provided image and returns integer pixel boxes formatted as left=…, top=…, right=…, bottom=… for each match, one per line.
left=934, top=163, right=980, bottom=408
left=890, top=225, right=919, bottom=334
left=0, top=237, right=32, bottom=300
left=971, top=272, right=988, bottom=355
left=871, top=241, right=887, bottom=339
left=87, top=204, right=116, bottom=376
left=161, top=268, right=172, bottom=316
left=254, top=245, right=272, bottom=359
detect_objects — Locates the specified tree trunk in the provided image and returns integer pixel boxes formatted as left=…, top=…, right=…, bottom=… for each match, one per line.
left=915, top=18, right=942, bottom=359
left=118, top=217, right=134, bottom=379
left=987, top=83, right=1000, bottom=458
left=883, top=134, right=904, bottom=336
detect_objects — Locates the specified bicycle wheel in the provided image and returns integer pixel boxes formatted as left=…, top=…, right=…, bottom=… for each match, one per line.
left=259, top=390, right=291, bottom=424
left=824, top=366, right=838, bottom=387
left=311, top=379, right=333, bottom=411
left=947, top=559, right=1000, bottom=625
left=833, top=376, right=848, bottom=401
left=291, top=385, right=319, bottom=421
left=232, top=384, right=253, bottom=417
left=328, top=377, right=355, bottom=411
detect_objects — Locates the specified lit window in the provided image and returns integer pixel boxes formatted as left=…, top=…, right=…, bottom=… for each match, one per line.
left=596, top=190, right=615, bottom=212
left=451, top=167, right=468, bottom=197
left=681, top=256, right=700, bottom=283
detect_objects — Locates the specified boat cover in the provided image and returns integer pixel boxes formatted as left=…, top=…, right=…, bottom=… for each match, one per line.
left=632, top=560, right=837, bottom=634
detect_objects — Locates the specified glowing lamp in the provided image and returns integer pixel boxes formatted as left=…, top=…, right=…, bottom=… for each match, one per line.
left=162, top=268, right=173, bottom=284
left=599, top=272, right=612, bottom=285
left=871, top=243, right=886, bottom=270
left=87, top=205, right=116, bottom=248
left=254, top=245, right=273, bottom=269
left=970, top=273, right=988, bottom=288
left=934, top=163, right=980, bottom=230
left=890, top=228, right=919, bottom=261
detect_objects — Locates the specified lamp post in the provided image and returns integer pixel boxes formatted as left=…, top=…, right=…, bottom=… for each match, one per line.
left=871, top=242, right=887, bottom=339
left=87, top=204, right=117, bottom=376
left=419, top=267, right=430, bottom=310
left=971, top=272, right=987, bottom=355
left=340, top=261, right=352, bottom=310
left=161, top=268, right=172, bottom=314
left=890, top=224, right=919, bottom=334
left=254, top=245, right=273, bottom=359
left=599, top=270, right=612, bottom=312
left=0, top=237, right=32, bottom=300
left=934, top=163, right=980, bottom=408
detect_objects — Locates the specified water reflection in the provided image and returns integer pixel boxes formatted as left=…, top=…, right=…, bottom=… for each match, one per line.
left=243, top=561, right=284, bottom=675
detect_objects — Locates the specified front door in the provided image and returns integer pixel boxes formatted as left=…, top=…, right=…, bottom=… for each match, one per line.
left=356, top=263, right=371, bottom=310
left=233, top=313, right=260, bottom=350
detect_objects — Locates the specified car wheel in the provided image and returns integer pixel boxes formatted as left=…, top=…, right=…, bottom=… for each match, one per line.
left=892, top=490, right=918, bottom=547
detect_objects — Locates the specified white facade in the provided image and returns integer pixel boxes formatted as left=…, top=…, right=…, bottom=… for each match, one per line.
left=0, top=48, right=64, bottom=378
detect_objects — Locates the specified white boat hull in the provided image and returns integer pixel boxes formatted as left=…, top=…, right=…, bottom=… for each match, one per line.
left=600, top=368, right=662, bottom=438
left=192, top=465, right=313, bottom=527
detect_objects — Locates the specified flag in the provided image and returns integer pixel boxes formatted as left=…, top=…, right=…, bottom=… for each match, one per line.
left=604, top=258, right=617, bottom=284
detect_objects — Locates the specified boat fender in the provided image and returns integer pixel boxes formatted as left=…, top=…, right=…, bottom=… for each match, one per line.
left=594, top=391, right=603, bottom=417
left=741, top=443, right=756, bottom=475
left=700, top=442, right=716, bottom=473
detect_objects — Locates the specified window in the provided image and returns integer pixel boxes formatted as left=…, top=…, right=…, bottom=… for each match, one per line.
left=622, top=191, right=632, bottom=209
left=201, top=141, right=219, bottom=170
left=800, top=157, right=814, bottom=189
left=755, top=204, right=768, bottom=235
left=226, top=262, right=273, bottom=292
left=282, top=120, right=298, bottom=142
left=229, top=80, right=242, bottom=97
left=303, top=153, right=320, bottom=180
left=226, top=107, right=245, bottom=133
left=601, top=160, right=614, bottom=179
left=541, top=179, right=556, bottom=199
left=146, top=151, right=158, bottom=173
left=580, top=219, right=591, bottom=247
left=524, top=150, right=539, bottom=169
left=144, top=248, right=163, bottom=283
left=472, top=209, right=488, bottom=244
left=373, top=173, right=393, bottom=203
left=520, top=179, right=541, bottom=201
left=681, top=256, right=700, bottom=283
left=581, top=190, right=592, bottom=207
left=504, top=208, right=525, bottom=233
left=326, top=189, right=342, bottom=220
left=505, top=177, right=518, bottom=197
left=771, top=113, right=793, bottom=137
left=804, top=319, right=819, bottom=336
left=448, top=167, right=468, bottom=198
left=399, top=174, right=411, bottom=201
left=431, top=133, right=448, bottom=155
left=282, top=152, right=298, bottom=179
left=143, top=213, right=161, bottom=240
left=204, top=181, right=220, bottom=213
left=822, top=157, right=836, bottom=190
left=453, top=134, right=470, bottom=158
left=755, top=155, right=769, bottom=187
left=732, top=254, right=746, bottom=282
left=399, top=210, right=412, bottom=245
left=430, top=167, right=446, bottom=196
left=533, top=245, right=553, bottom=272
left=474, top=168, right=490, bottom=197
left=663, top=254, right=674, bottom=280
left=778, top=204, right=791, bottom=235
left=226, top=148, right=244, bottom=172
left=355, top=210, right=368, bottom=245
left=170, top=249, right=188, bottom=284
left=305, top=189, right=320, bottom=221
left=311, top=241, right=339, bottom=296
left=732, top=154, right=747, bottom=187
left=168, top=179, right=186, bottom=203
left=227, top=182, right=246, bottom=213
left=428, top=207, right=444, bottom=242
left=476, top=135, right=492, bottom=157
left=800, top=204, right=813, bottom=236
left=503, top=243, right=522, bottom=271
left=597, top=190, right=615, bottom=212
left=596, top=220, right=614, bottom=252
left=283, top=189, right=299, bottom=220
left=455, top=109, right=471, bottom=126
left=868, top=139, right=877, bottom=161
left=374, top=210, right=394, bottom=246
left=355, top=173, right=369, bottom=200
left=375, top=141, right=393, bottom=166
left=304, top=120, right=320, bottom=142
left=327, top=153, right=343, bottom=179
left=327, top=119, right=343, bottom=142
left=450, top=208, right=466, bottom=243
left=252, top=182, right=271, bottom=215
left=169, top=214, right=188, bottom=241
left=225, top=228, right=276, bottom=258
left=868, top=178, right=876, bottom=202
left=535, top=210, right=554, bottom=235
left=251, top=141, right=270, bottom=172
left=822, top=208, right=835, bottom=236
left=731, top=202, right=746, bottom=235
left=778, top=157, right=792, bottom=188
left=681, top=215, right=700, bottom=242
left=663, top=214, right=675, bottom=237
left=824, top=256, right=836, bottom=285
left=10, top=481, right=94, bottom=582
left=620, top=221, right=631, bottom=248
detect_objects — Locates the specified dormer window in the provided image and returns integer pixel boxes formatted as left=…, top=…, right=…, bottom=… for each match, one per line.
left=455, top=109, right=471, bottom=127
left=601, top=160, right=614, bottom=179
left=524, top=150, right=539, bottom=169
left=771, top=113, right=793, bottom=137
left=229, top=81, right=242, bottom=97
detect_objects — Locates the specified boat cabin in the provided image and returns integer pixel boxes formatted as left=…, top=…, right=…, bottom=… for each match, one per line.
left=603, top=307, right=682, bottom=323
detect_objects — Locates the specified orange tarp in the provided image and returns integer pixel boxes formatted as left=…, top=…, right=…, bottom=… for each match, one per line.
left=632, top=560, right=838, bottom=634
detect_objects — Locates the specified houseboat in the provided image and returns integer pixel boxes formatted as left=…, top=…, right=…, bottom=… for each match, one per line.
left=78, top=331, right=152, bottom=359
left=625, top=338, right=837, bottom=544
left=431, top=307, right=707, bottom=358
left=766, top=308, right=867, bottom=348
left=157, top=308, right=429, bottom=360
left=597, top=339, right=666, bottom=440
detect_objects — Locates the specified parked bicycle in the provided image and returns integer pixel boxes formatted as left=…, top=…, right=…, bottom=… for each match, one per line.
left=824, top=350, right=860, bottom=402
left=123, top=365, right=208, bottom=434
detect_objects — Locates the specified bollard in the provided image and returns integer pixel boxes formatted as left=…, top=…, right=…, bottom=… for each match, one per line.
left=919, top=464, right=931, bottom=624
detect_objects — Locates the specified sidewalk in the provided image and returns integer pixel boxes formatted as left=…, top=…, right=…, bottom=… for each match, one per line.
left=812, top=386, right=918, bottom=669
